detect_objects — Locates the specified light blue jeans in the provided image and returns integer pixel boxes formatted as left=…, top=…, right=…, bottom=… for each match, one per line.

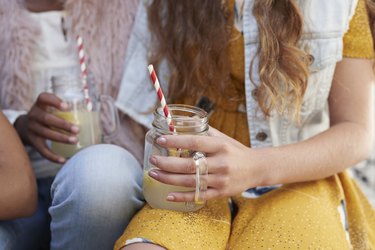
left=0, top=144, right=144, bottom=250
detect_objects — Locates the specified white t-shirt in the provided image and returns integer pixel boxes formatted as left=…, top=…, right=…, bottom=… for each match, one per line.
left=29, top=10, right=80, bottom=98
left=4, top=10, right=80, bottom=178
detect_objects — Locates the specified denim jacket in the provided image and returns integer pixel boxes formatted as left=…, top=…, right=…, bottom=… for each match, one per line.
left=116, top=0, right=358, bottom=149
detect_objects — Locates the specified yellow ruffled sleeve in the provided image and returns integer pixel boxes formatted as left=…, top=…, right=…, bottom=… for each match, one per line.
left=343, top=0, right=374, bottom=59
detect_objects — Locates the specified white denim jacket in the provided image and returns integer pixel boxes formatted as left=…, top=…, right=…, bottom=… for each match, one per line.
left=116, top=0, right=357, bottom=149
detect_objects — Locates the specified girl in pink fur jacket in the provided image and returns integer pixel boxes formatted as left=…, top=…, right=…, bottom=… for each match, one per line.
left=0, top=0, right=145, bottom=249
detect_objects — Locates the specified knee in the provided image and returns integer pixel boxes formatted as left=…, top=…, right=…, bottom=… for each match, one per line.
left=52, top=144, right=144, bottom=212
left=61, top=144, right=142, bottom=182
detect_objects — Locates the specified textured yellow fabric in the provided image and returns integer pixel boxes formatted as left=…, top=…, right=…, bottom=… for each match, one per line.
left=115, top=172, right=374, bottom=249
left=343, top=0, right=374, bottom=59
left=231, top=172, right=375, bottom=249
left=115, top=199, right=231, bottom=250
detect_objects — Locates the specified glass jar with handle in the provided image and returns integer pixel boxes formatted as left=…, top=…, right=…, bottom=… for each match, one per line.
left=50, top=74, right=119, bottom=158
left=143, top=104, right=209, bottom=212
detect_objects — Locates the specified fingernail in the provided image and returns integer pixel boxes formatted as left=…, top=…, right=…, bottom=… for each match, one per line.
left=166, top=195, right=175, bottom=201
left=68, top=136, right=78, bottom=143
left=156, top=137, right=167, bottom=145
left=60, top=102, right=68, bottom=110
left=149, top=156, right=157, bottom=165
left=71, top=126, right=80, bottom=133
left=149, top=170, right=158, bottom=178
left=58, top=157, right=66, bottom=163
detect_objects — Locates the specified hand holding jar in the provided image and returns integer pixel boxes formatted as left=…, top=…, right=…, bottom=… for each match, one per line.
left=14, top=92, right=79, bottom=163
left=147, top=126, right=259, bottom=203
left=49, top=75, right=119, bottom=159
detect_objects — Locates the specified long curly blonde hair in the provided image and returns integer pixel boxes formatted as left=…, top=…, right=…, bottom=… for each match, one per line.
left=148, top=0, right=309, bottom=118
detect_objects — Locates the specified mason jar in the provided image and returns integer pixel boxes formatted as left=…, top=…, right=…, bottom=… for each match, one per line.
left=143, top=104, right=209, bottom=212
left=50, top=75, right=118, bottom=158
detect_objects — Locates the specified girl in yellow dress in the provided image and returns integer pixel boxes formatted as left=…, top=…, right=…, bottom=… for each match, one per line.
left=115, top=0, right=375, bottom=249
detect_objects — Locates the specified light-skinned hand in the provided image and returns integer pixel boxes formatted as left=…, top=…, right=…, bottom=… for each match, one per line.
left=147, top=126, right=264, bottom=202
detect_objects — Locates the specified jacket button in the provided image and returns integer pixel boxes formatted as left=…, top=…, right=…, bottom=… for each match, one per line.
left=256, top=132, right=268, bottom=141
left=308, top=54, right=315, bottom=65
left=251, top=88, right=258, bottom=100
left=237, top=103, right=246, bottom=113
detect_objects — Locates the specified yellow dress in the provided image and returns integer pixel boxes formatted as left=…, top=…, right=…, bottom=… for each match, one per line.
left=115, top=0, right=375, bottom=249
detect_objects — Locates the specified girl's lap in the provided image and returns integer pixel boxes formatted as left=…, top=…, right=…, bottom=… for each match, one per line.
left=229, top=176, right=350, bottom=249
left=116, top=175, right=358, bottom=250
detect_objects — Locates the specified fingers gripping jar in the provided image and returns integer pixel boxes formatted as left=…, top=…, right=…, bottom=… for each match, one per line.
left=143, top=104, right=209, bottom=212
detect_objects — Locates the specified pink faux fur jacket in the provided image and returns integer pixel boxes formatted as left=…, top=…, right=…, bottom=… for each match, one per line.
left=0, top=0, right=146, bottom=164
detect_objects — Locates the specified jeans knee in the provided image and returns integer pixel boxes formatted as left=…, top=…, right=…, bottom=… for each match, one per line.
left=51, top=144, right=144, bottom=217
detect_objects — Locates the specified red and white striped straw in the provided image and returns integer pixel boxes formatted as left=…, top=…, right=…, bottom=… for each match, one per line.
left=76, top=35, right=93, bottom=111
left=148, top=64, right=175, bottom=132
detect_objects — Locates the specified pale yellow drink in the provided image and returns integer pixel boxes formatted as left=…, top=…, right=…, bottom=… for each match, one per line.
left=143, top=170, right=204, bottom=212
left=51, top=111, right=101, bottom=158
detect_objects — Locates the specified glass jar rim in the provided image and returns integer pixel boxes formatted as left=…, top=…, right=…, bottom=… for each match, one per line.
left=51, top=74, right=82, bottom=89
left=154, top=104, right=207, bottom=119
left=153, top=104, right=208, bottom=134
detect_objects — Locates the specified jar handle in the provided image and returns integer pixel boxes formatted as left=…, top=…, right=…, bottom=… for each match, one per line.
left=99, top=95, right=120, bottom=141
left=192, top=151, right=208, bottom=204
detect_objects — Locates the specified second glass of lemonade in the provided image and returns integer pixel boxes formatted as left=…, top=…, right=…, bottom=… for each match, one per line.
left=50, top=75, right=118, bottom=158
left=143, top=104, right=209, bottom=212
